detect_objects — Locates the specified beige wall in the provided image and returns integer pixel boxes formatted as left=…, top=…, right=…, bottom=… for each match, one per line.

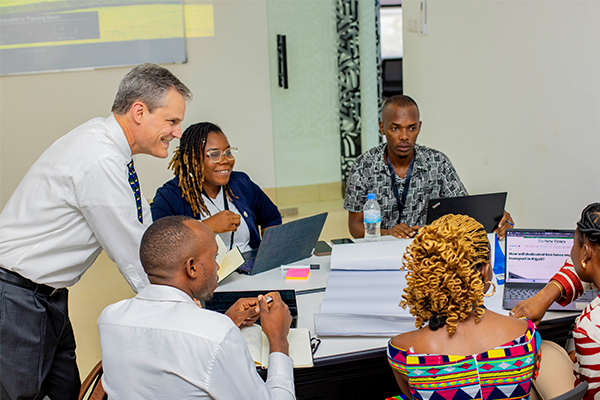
left=0, top=0, right=275, bottom=208
left=403, top=0, right=600, bottom=229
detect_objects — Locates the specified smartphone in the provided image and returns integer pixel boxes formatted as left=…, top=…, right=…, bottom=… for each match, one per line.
left=331, top=238, right=354, bottom=245
left=314, top=240, right=332, bottom=256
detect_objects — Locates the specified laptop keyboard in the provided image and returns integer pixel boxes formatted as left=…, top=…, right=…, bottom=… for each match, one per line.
left=204, top=289, right=298, bottom=328
left=505, top=287, right=539, bottom=300
left=505, top=287, right=600, bottom=302
left=236, top=259, right=255, bottom=275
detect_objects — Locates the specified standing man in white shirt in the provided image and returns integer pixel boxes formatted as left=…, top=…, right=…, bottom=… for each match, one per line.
left=98, top=215, right=295, bottom=399
left=0, top=63, right=192, bottom=400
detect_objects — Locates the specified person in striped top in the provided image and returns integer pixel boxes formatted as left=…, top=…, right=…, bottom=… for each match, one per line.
left=388, top=214, right=541, bottom=400
left=512, top=203, right=600, bottom=400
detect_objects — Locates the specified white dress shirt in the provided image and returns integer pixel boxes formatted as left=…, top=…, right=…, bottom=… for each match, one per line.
left=98, top=284, right=295, bottom=400
left=202, top=188, right=252, bottom=253
left=0, top=115, right=150, bottom=290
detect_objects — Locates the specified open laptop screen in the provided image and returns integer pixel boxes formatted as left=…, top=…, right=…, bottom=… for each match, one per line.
left=505, top=229, right=574, bottom=284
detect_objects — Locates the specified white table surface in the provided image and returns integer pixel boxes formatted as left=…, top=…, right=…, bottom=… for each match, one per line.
left=216, top=246, right=579, bottom=360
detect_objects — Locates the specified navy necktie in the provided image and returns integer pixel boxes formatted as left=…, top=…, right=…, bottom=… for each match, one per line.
left=127, top=160, right=143, bottom=223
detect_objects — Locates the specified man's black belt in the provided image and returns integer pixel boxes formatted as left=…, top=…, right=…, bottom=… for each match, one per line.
left=0, top=267, right=59, bottom=296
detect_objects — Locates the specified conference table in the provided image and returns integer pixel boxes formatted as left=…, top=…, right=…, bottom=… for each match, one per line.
left=216, top=239, right=579, bottom=400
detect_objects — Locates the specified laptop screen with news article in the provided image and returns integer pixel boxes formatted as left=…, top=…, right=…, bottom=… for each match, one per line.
left=505, top=229, right=573, bottom=284
left=501, top=229, right=592, bottom=311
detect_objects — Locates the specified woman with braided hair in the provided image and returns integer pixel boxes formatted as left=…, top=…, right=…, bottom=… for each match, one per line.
left=151, top=122, right=281, bottom=252
left=388, top=214, right=541, bottom=400
left=513, top=203, right=600, bottom=400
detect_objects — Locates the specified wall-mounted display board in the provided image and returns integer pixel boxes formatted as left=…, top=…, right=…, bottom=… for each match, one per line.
left=0, top=0, right=187, bottom=75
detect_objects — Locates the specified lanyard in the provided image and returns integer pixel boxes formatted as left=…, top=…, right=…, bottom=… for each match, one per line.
left=202, top=188, right=235, bottom=251
left=386, top=150, right=415, bottom=224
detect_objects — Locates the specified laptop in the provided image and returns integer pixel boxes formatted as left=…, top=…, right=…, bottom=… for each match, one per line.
left=237, top=212, right=328, bottom=275
left=425, top=192, right=507, bottom=232
left=502, top=229, right=598, bottom=311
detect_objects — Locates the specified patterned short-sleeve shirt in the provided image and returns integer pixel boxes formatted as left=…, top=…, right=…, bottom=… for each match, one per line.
left=344, top=143, right=468, bottom=229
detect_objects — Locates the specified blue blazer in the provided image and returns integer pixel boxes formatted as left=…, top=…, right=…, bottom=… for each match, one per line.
left=151, top=172, right=282, bottom=250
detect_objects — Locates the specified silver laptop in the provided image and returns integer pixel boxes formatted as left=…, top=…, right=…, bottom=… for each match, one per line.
left=503, top=229, right=598, bottom=311
left=236, top=212, right=327, bottom=275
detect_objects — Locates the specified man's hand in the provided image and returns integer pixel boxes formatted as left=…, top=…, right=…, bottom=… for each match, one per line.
left=510, top=281, right=562, bottom=325
left=203, top=210, right=241, bottom=234
left=493, top=210, right=514, bottom=240
left=383, top=223, right=419, bottom=239
left=225, top=297, right=260, bottom=328
left=258, top=292, right=292, bottom=356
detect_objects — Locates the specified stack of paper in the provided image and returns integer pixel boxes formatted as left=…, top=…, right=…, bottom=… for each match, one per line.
left=315, top=235, right=499, bottom=337
left=315, top=269, right=415, bottom=336
left=330, top=239, right=412, bottom=271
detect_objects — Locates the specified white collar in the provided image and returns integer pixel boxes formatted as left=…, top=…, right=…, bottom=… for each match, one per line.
left=135, top=284, right=196, bottom=306
left=106, top=114, right=133, bottom=160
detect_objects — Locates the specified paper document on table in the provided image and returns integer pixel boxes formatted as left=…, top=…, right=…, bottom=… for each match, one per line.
left=314, top=313, right=415, bottom=336
left=320, top=270, right=409, bottom=316
left=330, top=239, right=412, bottom=270
left=218, top=246, right=244, bottom=283
left=215, top=235, right=228, bottom=265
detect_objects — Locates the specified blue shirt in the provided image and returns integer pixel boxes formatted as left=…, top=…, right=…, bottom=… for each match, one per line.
left=151, top=171, right=282, bottom=250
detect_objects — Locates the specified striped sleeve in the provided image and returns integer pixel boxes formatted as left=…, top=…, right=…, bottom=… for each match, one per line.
left=573, top=299, right=600, bottom=400
left=552, top=258, right=593, bottom=306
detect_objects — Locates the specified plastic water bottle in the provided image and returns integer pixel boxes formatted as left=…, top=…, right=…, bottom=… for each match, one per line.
left=364, top=193, right=381, bottom=241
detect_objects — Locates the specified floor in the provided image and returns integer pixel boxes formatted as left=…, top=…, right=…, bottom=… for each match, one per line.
left=70, top=198, right=351, bottom=380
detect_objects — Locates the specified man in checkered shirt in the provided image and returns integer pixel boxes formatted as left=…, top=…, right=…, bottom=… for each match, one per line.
left=344, top=95, right=513, bottom=239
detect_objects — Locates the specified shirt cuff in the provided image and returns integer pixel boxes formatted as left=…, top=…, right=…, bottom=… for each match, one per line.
left=267, top=352, right=293, bottom=377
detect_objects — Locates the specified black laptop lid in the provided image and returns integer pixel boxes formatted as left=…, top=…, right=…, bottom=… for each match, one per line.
left=425, top=192, right=507, bottom=232
left=250, top=212, right=328, bottom=275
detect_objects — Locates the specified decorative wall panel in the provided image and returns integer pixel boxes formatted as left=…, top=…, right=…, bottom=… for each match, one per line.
left=337, top=0, right=362, bottom=191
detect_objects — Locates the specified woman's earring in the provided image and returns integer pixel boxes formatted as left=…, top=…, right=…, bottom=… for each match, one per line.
left=483, top=281, right=497, bottom=297
left=582, top=261, right=587, bottom=270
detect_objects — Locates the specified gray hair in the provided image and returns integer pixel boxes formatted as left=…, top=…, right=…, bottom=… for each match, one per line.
left=111, top=63, right=192, bottom=115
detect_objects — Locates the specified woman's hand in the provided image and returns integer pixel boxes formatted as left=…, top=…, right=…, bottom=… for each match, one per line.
left=510, top=282, right=562, bottom=325
left=203, top=210, right=241, bottom=233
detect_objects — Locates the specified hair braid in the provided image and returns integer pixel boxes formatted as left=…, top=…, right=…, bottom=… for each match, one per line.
left=169, top=122, right=222, bottom=217
left=400, top=214, right=490, bottom=336
left=577, top=203, right=600, bottom=245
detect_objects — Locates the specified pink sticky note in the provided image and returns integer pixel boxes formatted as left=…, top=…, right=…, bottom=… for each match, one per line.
left=285, top=268, right=310, bottom=280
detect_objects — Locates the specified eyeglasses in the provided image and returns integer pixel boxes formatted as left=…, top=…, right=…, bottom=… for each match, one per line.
left=205, top=147, right=238, bottom=163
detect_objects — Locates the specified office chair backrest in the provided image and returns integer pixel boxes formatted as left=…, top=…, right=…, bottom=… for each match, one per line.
left=78, top=360, right=107, bottom=400
left=549, top=382, right=588, bottom=400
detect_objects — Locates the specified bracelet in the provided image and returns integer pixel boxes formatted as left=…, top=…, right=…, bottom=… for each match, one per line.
left=549, top=280, right=564, bottom=299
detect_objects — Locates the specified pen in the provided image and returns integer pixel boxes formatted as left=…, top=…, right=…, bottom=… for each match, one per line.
left=280, top=264, right=320, bottom=270
left=506, top=221, right=514, bottom=227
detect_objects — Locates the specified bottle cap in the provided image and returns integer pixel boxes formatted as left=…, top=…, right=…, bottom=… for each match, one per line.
left=367, top=193, right=376, bottom=200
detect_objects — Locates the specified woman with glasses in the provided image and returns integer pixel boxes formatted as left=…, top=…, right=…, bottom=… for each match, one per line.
left=151, top=122, right=281, bottom=252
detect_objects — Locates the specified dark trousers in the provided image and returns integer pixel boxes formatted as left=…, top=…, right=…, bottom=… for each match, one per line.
left=0, top=277, right=80, bottom=400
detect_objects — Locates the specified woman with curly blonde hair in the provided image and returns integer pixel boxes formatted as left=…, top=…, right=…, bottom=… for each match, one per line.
left=388, top=214, right=541, bottom=400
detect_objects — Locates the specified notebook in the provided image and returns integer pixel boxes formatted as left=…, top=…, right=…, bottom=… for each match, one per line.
left=237, top=213, right=328, bottom=275
left=425, top=192, right=507, bottom=232
left=240, top=325, right=313, bottom=368
left=502, top=229, right=598, bottom=311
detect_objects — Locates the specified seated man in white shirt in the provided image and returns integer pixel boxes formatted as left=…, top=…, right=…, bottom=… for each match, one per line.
left=98, top=215, right=295, bottom=399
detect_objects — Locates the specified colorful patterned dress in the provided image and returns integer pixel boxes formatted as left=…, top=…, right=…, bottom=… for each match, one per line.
left=387, top=319, right=540, bottom=400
